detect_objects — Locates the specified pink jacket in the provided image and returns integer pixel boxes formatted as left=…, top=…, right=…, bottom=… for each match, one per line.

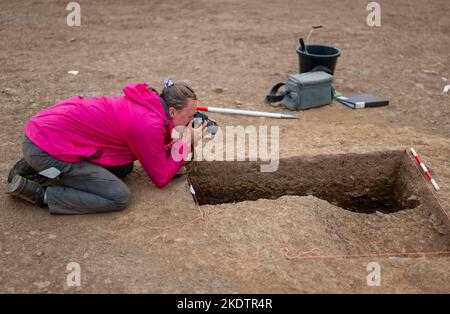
left=24, top=83, right=191, bottom=187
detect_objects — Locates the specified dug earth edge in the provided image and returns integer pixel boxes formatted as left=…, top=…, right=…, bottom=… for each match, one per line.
left=177, top=298, right=273, bottom=311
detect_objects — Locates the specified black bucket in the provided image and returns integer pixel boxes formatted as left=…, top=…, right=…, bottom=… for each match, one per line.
left=296, top=44, right=341, bottom=74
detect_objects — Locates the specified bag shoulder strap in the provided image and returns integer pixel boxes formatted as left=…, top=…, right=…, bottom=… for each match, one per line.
left=266, top=82, right=286, bottom=103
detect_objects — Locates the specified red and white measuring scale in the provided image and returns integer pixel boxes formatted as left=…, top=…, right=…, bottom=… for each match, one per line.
left=196, top=106, right=298, bottom=119
left=410, top=148, right=440, bottom=191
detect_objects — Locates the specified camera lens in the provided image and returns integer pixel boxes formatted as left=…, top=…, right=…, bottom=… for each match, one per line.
left=193, top=117, right=203, bottom=128
left=206, top=121, right=218, bottom=134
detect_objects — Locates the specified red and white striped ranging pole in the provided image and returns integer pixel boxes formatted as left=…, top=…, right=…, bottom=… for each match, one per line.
left=410, top=148, right=440, bottom=191
left=196, top=106, right=298, bottom=119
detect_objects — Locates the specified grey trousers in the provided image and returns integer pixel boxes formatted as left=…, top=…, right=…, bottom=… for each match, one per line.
left=22, top=135, right=131, bottom=214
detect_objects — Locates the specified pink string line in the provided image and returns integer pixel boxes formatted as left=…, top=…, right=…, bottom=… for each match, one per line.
left=280, top=247, right=450, bottom=260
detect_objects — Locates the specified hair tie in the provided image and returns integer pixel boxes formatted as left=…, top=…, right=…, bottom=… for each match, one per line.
left=164, top=79, right=174, bottom=88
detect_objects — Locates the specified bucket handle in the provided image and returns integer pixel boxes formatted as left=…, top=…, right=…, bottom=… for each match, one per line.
left=299, top=38, right=307, bottom=53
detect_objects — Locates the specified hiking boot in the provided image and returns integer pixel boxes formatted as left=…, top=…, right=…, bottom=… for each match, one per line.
left=7, top=158, right=49, bottom=185
left=7, top=158, right=38, bottom=183
left=7, top=175, right=46, bottom=207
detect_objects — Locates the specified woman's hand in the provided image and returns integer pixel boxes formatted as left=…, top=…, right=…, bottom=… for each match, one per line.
left=182, top=119, right=207, bottom=146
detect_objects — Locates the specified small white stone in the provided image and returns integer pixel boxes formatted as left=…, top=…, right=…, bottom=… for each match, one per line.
left=33, top=281, right=50, bottom=289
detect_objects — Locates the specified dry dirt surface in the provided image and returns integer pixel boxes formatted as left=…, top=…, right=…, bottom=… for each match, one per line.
left=0, top=0, right=449, bottom=293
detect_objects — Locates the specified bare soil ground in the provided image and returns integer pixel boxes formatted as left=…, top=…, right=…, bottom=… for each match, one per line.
left=0, top=0, right=449, bottom=293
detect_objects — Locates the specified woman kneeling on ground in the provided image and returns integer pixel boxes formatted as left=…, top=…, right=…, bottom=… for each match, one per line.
left=6, top=80, right=206, bottom=214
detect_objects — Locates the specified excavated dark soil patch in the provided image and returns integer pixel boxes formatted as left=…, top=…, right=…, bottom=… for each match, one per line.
left=189, top=150, right=437, bottom=215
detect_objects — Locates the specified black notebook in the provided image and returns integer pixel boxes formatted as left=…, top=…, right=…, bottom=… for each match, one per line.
left=336, top=94, right=389, bottom=109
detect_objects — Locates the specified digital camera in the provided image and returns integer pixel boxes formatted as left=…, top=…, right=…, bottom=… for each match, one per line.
left=192, top=111, right=218, bottom=134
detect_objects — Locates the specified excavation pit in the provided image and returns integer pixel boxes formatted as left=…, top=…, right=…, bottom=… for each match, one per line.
left=189, top=150, right=450, bottom=254
left=189, top=150, right=443, bottom=215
